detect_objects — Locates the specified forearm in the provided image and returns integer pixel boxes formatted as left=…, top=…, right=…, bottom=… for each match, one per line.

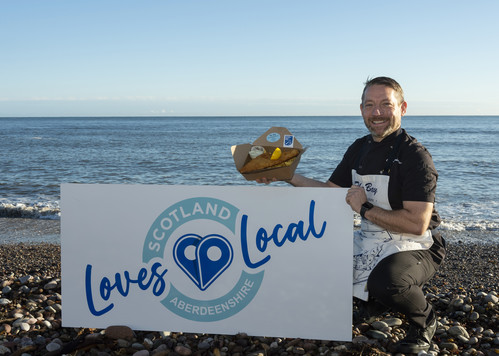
left=288, top=174, right=339, bottom=188
left=346, top=186, right=433, bottom=235
left=363, top=206, right=431, bottom=235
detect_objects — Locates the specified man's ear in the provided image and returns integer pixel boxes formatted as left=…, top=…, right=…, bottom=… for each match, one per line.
left=400, top=101, right=408, bottom=116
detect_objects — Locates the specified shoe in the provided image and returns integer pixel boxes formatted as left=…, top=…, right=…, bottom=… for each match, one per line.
left=396, top=311, right=437, bottom=354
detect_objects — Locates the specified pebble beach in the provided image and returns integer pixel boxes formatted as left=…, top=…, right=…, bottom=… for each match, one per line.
left=0, top=231, right=497, bottom=356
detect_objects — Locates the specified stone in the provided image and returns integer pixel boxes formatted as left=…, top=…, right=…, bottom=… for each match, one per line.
left=449, top=325, right=470, bottom=339
left=303, top=342, right=317, bottom=351
left=46, top=342, right=61, bottom=352
left=0, top=345, right=11, bottom=355
left=143, top=338, right=153, bottom=348
left=367, top=329, right=388, bottom=340
left=452, top=298, right=464, bottom=308
left=469, top=311, right=480, bottom=321
left=132, top=342, right=146, bottom=350
left=484, top=293, right=498, bottom=304
left=132, top=350, right=150, bottom=356
left=198, top=340, right=211, bottom=350
left=19, top=275, right=32, bottom=284
left=483, top=329, right=495, bottom=337
left=105, top=325, right=134, bottom=340
left=468, top=336, right=479, bottom=344
left=159, top=331, right=171, bottom=338
left=116, top=339, right=131, bottom=348
left=462, top=304, right=473, bottom=312
left=440, top=342, right=458, bottom=352
left=154, top=344, right=168, bottom=353
left=371, top=320, right=390, bottom=331
left=44, top=280, right=58, bottom=290
left=19, top=322, right=31, bottom=331
left=175, top=345, right=192, bottom=355
left=2, top=324, right=12, bottom=333
left=384, top=317, right=403, bottom=327
left=293, top=347, right=306, bottom=354
left=0, top=298, right=11, bottom=305
left=457, top=334, right=470, bottom=343
left=352, top=335, right=369, bottom=345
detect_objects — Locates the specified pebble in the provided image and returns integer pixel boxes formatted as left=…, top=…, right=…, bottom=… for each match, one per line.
left=371, top=320, right=389, bottom=331
left=449, top=325, right=470, bottom=338
left=198, top=340, right=211, bottom=350
left=485, top=293, right=498, bottom=303
left=46, top=341, right=61, bottom=352
left=133, top=350, right=149, bottom=356
left=0, top=242, right=497, bottom=356
left=175, top=345, right=192, bottom=355
left=440, top=342, right=459, bottom=352
left=43, top=279, right=58, bottom=290
left=105, top=325, right=135, bottom=340
left=18, top=275, right=32, bottom=284
left=384, top=317, right=403, bottom=327
left=366, top=330, right=388, bottom=340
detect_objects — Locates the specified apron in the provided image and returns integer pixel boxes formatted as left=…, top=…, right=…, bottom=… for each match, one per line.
left=352, top=136, right=434, bottom=301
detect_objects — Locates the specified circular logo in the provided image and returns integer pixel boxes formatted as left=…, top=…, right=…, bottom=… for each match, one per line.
left=142, top=197, right=264, bottom=321
left=266, top=132, right=281, bottom=143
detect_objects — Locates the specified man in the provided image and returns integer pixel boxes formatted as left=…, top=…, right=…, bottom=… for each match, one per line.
left=260, top=77, right=446, bottom=353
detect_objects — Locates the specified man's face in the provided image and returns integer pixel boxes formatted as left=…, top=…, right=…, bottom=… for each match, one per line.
left=360, top=85, right=407, bottom=142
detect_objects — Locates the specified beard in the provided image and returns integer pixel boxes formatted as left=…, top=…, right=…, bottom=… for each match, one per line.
left=365, top=116, right=400, bottom=141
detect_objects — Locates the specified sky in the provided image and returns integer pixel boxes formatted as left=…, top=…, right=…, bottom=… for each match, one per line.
left=1, top=0, right=498, bottom=117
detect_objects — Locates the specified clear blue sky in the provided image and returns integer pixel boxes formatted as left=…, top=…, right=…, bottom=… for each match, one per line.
left=1, top=0, right=498, bottom=117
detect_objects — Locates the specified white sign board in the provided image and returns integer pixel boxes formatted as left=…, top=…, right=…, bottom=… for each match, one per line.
left=61, top=184, right=353, bottom=341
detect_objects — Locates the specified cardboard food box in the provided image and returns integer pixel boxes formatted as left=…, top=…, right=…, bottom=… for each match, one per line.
left=231, top=127, right=305, bottom=181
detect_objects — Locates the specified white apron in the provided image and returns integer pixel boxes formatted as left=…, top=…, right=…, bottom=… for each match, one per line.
left=352, top=169, right=434, bottom=301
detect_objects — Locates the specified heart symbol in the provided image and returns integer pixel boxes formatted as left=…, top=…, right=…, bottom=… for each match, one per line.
left=173, top=233, right=233, bottom=291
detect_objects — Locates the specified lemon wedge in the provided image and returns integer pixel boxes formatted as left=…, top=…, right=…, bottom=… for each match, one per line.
left=270, top=147, right=282, bottom=160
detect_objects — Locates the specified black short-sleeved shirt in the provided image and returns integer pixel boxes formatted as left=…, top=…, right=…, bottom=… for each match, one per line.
left=329, top=128, right=441, bottom=230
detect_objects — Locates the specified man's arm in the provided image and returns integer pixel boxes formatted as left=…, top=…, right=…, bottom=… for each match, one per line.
left=346, top=185, right=433, bottom=235
left=362, top=201, right=433, bottom=236
left=287, top=174, right=340, bottom=188
left=256, top=173, right=339, bottom=187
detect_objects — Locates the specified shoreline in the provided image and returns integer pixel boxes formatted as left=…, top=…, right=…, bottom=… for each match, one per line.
left=0, top=240, right=497, bottom=355
left=0, top=217, right=497, bottom=246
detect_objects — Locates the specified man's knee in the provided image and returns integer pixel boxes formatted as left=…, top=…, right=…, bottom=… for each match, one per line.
left=367, top=255, right=412, bottom=301
left=367, top=273, right=409, bottom=302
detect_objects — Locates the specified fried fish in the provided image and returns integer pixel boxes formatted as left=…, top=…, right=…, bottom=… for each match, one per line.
left=239, top=147, right=300, bottom=173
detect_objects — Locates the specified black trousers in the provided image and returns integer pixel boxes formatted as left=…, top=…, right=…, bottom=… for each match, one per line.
left=367, top=235, right=445, bottom=329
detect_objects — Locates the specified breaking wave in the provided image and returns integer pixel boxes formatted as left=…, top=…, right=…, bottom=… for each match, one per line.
left=0, top=202, right=60, bottom=220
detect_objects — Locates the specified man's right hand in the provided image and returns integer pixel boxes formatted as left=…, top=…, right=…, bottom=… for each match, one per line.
left=255, top=177, right=277, bottom=185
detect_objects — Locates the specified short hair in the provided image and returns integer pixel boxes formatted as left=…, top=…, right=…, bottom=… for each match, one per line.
left=361, top=76, right=405, bottom=105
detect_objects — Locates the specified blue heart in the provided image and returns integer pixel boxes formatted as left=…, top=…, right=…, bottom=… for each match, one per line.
left=173, top=233, right=233, bottom=291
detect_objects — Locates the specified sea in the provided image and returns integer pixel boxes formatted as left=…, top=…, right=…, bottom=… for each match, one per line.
left=1, top=116, right=498, bottom=244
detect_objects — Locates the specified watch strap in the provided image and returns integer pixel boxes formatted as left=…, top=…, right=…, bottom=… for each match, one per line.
left=360, top=202, right=374, bottom=219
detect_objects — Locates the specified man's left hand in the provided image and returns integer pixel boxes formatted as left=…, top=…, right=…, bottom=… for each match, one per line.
left=346, top=185, right=367, bottom=213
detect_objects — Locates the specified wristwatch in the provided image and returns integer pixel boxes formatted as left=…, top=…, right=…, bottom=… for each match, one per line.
left=360, top=202, right=374, bottom=219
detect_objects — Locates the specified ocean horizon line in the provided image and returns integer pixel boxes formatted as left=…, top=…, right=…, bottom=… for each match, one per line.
left=1, top=114, right=499, bottom=119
